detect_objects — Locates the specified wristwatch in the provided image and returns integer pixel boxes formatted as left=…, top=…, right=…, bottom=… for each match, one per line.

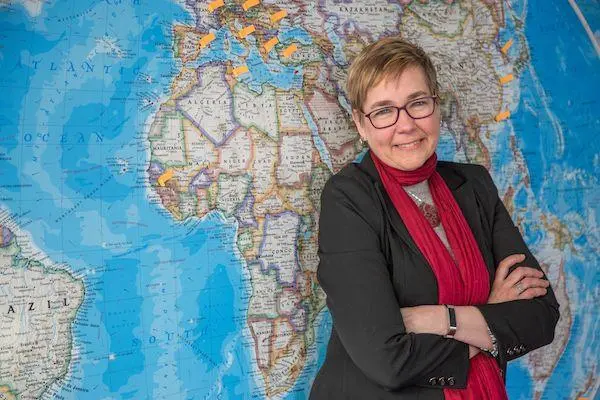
left=445, top=305, right=457, bottom=338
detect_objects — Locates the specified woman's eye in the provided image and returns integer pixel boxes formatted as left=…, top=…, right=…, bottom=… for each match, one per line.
left=373, top=107, right=393, bottom=117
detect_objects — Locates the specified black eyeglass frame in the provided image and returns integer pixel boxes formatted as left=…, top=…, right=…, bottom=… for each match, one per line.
left=362, top=95, right=439, bottom=129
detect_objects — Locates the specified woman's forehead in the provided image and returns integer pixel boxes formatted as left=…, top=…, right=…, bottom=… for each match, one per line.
left=364, top=67, right=430, bottom=106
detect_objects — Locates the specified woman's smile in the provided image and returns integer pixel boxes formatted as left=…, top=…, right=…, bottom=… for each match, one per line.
left=393, top=138, right=425, bottom=150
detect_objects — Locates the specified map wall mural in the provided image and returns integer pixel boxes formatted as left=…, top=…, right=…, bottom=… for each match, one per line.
left=1, top=0, right=598, bottom=398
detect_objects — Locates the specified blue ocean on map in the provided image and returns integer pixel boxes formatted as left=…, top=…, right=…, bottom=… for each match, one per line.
left=506, top=0, right=600, bottom=397
left=0, top=0, right=268, bottom=398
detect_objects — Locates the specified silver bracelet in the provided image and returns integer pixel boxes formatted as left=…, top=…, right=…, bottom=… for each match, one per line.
left=482, top=326, right=499, bottom=358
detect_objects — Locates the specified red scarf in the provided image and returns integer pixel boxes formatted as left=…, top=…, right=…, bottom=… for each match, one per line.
left=372, top=152, right=507, bottom=399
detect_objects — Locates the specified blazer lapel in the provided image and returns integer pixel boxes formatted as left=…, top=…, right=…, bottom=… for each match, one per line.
left=358, top=152, right=495, bottom=283
left=356, top=153, right=427, bottom=257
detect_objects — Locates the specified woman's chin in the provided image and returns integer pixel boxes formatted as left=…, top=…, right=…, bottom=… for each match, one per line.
left=386, top=150, right=432, bottom=171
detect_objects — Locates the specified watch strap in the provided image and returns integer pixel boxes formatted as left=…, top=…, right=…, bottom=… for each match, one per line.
left=445, top=305, right=457, bottom=338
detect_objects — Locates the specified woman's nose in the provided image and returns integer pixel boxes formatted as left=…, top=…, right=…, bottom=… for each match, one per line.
left=392, top=108, right=417, bottom=132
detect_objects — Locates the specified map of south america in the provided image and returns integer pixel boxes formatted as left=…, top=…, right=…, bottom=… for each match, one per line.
left=0, top=218, right=84, bottom=399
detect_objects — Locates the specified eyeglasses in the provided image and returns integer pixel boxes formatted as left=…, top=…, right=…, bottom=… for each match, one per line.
left=362, top=96, right=438, bottom=129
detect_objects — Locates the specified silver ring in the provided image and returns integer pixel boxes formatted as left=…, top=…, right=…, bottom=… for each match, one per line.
left=515, top=282, right=524, bottom=294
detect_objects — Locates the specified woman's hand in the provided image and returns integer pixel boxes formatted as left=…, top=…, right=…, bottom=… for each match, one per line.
left=400, top=305, right=447, bottom=336
left=469, top=345, right=480, bottom=359
left=488, top=254, right=550, bottom=304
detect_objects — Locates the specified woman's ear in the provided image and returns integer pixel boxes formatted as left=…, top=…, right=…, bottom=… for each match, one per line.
left=352, top=110, right=366, bottom=139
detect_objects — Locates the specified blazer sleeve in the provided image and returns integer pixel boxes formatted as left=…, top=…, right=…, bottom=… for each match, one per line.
left=317, top=174, right=470, bottom=391
left=473, top=165, right=560, bottom=362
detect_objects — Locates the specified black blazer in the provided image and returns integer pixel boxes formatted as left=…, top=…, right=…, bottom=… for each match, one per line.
left=310, top=152, right=560, bottom=399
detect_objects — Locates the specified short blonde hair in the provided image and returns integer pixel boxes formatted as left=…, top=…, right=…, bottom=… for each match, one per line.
left=346, top=37, right=439, bottom=112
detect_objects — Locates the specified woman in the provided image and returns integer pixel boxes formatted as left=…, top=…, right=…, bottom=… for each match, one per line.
left=310, top=37, right=559, bottom=399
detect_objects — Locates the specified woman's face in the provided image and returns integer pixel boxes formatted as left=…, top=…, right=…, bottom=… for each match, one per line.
left=353, top=65, right=441, bottom=171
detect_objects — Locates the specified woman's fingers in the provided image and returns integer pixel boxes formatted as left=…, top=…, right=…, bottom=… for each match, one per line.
left=494, top=254, right=526, bottom=283
left=489, top=254, right=549, bottom=304
left=518, top=277, right=550, bottom=290
left=513, top=277, right=549, bottom=297
left=518, top=286, right=548, bottom=300
left=505, top=266, right=544, bottom=287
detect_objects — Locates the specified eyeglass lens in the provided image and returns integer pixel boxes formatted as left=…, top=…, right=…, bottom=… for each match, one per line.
left=369, top=97, right=435, bottom=129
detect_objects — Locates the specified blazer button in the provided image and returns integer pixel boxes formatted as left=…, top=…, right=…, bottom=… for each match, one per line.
left=448, top=377, right=455, bottom=386
left=429, top=377, right=437, bottom=386
left=438, top=377, right=446, bottom=386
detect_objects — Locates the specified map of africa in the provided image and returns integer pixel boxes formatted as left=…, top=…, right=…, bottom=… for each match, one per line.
left=0, top=0, right=598, bottom=399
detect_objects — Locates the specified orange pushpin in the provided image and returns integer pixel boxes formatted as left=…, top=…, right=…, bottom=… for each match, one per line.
left=243, top=0, right=260, bottom=11
left=270, top=10, right=287, bottom=23
left=200, top=33, right=216, bottom=48
left=157, top=169, right=174, bottom=187
left=238, top=25, right=256, bottom=39
left=233, top=65, right=249, bottom=77
left=208, top=0, right=224, bottom=12
left=499, top=74, right=514, bottom=84
left=263, top=37, right=279, bottom=52
left=495, top=110, right=511, bottom=122
left=282, top=44, right=298, bottom=58
left=501, top=39, right=513, bottom=55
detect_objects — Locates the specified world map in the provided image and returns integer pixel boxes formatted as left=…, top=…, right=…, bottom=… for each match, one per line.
left=0, top=0, right=598, bottom=399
